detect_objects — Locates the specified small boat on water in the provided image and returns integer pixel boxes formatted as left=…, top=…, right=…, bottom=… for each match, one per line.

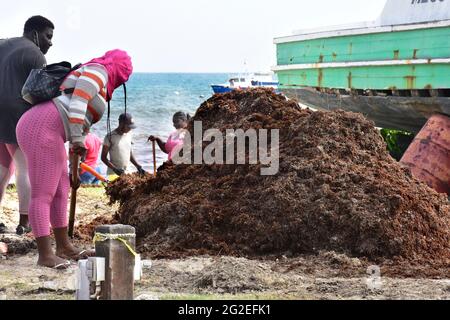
left=211, top=73, right=279, bottom=94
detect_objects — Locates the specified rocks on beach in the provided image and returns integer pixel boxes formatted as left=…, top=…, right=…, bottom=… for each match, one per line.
left=0, top=234, right=36, bottom=256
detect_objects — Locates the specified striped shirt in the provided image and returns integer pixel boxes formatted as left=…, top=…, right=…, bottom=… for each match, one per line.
left=53, top=63, right=108, bottom=146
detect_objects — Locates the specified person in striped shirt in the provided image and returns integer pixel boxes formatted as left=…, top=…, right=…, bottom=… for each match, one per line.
left=16, top=49, right=132, bottom=269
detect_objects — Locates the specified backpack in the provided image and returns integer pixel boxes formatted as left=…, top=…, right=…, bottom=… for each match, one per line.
left=22, top=61, right=82, bottom=105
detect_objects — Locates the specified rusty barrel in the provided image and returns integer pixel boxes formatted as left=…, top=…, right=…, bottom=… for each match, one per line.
left=400, top=113, right=450, bottom=195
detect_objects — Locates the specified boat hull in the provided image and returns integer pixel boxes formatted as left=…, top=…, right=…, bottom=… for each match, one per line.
left=274, top=23, right=450, bottom=132
left=211, top=84, right=279, bottom=94
left=211, top=85, right=233, bottom=94
left=281, top=87, right=450, bottom=133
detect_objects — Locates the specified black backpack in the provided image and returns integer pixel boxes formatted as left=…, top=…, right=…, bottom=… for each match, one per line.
left=22, top=61, right=81, bottom=105
left=22, top=61, right=129, bottom=142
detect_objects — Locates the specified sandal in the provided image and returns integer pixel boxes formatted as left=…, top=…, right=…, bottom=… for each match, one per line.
left=52, top=261, right=72, bottom=270
left=75, top=249, right=95, bottom=260
left=16, top=225, right=32, bottom=236
left=58, top=249, right=95, bottom=261
left=38, top=260, right=72, bottom=270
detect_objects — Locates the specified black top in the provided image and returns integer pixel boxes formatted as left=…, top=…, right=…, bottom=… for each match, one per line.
left=0, top=37, right=46, bottom=144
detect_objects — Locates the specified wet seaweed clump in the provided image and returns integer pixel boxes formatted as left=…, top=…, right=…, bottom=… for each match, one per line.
left=107, top=89, right=450, bottom=270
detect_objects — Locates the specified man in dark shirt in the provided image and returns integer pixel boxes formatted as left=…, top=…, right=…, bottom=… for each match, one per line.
left=0, top=16, right=54, bottom=235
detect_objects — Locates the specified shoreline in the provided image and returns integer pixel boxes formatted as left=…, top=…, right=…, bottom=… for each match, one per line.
left=1, top=188, right=449, bottom=300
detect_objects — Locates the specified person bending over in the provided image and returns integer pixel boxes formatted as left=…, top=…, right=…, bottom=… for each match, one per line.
left=16, top=50, right=133, bottom=269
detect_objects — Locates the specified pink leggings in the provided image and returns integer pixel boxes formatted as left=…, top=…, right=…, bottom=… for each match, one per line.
left=16, top=101, right=69, bottom=238
left=0, top=144, right=30, bottom=215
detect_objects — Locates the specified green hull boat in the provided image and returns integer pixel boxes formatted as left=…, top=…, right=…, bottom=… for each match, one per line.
left=273, top=0, right=450, bottom=133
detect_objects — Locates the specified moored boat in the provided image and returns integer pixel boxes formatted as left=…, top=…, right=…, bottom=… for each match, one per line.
left=211, top=73, right=278, bottom=94
left=273, top=0, right=450, bottom=133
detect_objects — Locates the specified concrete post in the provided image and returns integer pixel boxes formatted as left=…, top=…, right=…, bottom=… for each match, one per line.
left=94, top=224, right=136, bottom=300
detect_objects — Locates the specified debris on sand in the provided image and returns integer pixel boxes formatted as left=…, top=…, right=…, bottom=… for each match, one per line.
left=194, top=257, right=275, bottom=294
left=75, top=216, right=119, bottom=242
left=0, top=242, right=7, bottom=255
left=0, top=235, right=36, bottom=255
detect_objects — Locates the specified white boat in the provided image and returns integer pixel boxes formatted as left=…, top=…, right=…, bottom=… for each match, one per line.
left=211, top=73, right=278, bottom=94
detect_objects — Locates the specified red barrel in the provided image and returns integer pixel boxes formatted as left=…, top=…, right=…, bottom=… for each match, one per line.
left=400, top=113, right=450, bottom=195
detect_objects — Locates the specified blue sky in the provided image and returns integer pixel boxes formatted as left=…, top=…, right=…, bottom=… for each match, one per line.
left=1, top=0, right=387, bottom=72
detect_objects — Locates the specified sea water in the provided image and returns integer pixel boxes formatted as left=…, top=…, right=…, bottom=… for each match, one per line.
left=89, top=73, right=227, bottom=174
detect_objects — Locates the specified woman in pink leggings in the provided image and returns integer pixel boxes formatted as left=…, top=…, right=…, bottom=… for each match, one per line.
left=16, top=49, right=132, bottom=269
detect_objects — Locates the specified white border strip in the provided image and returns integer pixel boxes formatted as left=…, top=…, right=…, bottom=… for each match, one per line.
left=274, top=20, right=450, bottom=44
left=272, top=58, right=450, bottom=72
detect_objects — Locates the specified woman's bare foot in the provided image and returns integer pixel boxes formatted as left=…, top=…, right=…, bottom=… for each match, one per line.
left=53, top=227, right=95, bottom=261
left=36, top=236, right=71, bottom=269
left=37, top=254, right=71, bottom=270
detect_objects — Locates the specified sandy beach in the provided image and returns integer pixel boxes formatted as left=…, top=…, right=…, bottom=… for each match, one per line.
left=1, top=187, right=449, bottom=300
left=1, top=0, right=449, bottom=308
left=1, top=89, right=450, bottom=301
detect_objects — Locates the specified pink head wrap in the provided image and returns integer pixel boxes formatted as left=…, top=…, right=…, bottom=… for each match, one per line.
left=86, top=49, right=133, bottom=101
